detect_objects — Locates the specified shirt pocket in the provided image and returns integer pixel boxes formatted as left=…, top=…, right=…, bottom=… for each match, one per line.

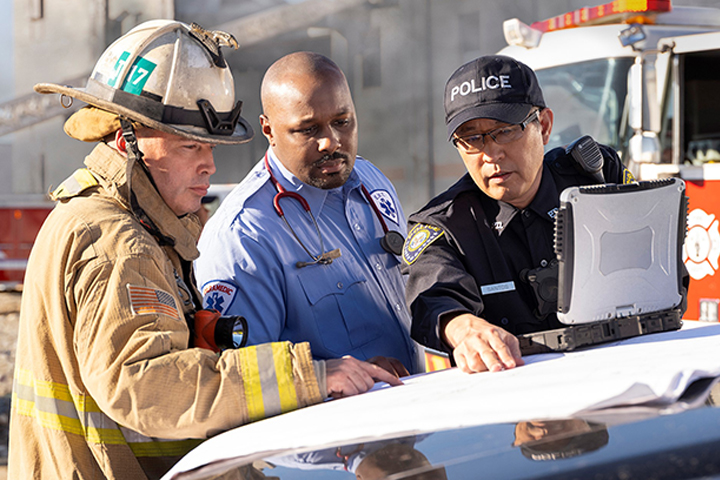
left=297, top=256, right=381, bottom=353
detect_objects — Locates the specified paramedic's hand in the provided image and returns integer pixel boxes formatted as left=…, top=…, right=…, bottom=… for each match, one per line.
left=325, top=356, right=403, bottom=399
left=443, top=313, right=524, bottom=373
left=368, top=355, right=410, bottom=378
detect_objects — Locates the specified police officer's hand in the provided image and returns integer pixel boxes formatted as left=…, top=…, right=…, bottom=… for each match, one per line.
left=367, top=355, right=410, bottom=378
left=442, top=313, right=524, bottom=373
left=325, top=356, right=403, bottom=399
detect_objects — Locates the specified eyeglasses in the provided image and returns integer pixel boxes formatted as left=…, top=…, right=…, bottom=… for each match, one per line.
left=451, top=110, right=541, bottom=154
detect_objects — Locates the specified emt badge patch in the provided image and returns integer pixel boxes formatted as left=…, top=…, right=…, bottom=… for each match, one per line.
left=201, top=281, right=237, bottom=315
left=402, top=224, right=445, bottom=265
left=370, top=189, right=399, bottom=225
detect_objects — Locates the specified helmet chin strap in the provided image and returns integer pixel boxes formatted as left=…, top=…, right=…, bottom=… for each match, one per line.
left=119, top=118, right=175, bottom=247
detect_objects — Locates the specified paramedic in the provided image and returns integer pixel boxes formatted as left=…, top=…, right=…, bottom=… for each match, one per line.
left=195, top=52, right=420, bottom=376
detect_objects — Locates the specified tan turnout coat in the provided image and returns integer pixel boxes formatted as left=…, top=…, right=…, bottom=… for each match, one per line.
left=9, top=143, right=323, bottom=479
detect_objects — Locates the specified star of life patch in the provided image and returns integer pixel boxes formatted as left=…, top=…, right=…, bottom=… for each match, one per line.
left=402, top=223, right=445, bottom=265
left=370, top=189, right=400, bottom=225
left=201, top=280, right=237, bottom=315
left=127, top=285, right=181, bottom=319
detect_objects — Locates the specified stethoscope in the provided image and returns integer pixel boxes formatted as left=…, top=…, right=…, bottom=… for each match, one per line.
left=264, top=153, right=405, bottom=268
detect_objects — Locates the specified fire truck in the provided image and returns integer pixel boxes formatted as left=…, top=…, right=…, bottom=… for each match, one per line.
left=498, top=0, right=720, bottom=322
left=0, top=186, right=237, bottom=288
left=0, top=194, right=54, bottom=287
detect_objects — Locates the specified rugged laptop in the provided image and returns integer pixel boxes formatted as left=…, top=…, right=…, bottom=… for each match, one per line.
left=519, top=177, right=687, bottom=355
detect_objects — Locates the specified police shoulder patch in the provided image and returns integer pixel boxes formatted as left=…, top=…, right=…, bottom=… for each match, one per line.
left=201, top=280, right=237, bottom=315
left=402, top=223, right=445, bottom=265
left=622, top=168, right=636, bottom=184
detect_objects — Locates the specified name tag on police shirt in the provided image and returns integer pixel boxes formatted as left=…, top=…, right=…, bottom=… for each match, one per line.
left=480, top=281, right=515, bottom=295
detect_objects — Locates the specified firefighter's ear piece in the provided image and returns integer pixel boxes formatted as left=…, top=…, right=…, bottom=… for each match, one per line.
left=115, top=129, right=127, bottom=153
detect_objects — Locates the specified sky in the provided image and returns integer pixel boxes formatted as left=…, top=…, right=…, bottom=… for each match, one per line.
left=0, top=0, right=13, bottom=103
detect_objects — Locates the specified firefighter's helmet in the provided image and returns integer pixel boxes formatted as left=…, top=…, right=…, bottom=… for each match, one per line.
left=35, top=20, right=253, bottom=145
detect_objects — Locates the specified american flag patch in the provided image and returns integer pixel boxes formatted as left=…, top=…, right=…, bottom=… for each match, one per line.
left=127, top=285, right=180, bottom=319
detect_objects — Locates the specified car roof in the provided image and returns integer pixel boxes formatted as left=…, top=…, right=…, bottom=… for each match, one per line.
left=225, top=397, right=720, bottom=480
left=163, top=323, right=720, bottom=480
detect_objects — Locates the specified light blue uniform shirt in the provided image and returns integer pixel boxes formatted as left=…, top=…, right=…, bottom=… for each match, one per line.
left=195, top=149, right=419, bottom=373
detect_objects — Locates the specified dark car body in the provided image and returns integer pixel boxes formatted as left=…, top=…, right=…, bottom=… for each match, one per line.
left=163, top=323, right=720, bottom=480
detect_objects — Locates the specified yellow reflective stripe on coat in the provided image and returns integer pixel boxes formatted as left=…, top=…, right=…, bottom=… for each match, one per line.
left=50, top=168, right=99, bottom=200
left=120, top=426, right=203, bottom=457
left=13, top=368, right=199, bottom=457
left=237, top=343, right=300, bottom=422
left=272, top=342, right=299, bottom=413
left=13, top=368, right=126, bottom=444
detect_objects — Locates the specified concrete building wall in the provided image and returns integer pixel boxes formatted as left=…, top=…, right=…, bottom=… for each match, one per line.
left=10, top=0, right=720, bottom=212
left=11, top=0, right=173, bottom=195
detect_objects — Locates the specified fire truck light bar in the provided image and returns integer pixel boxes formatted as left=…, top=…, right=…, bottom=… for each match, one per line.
left=531, top=0, right=672, bottom=33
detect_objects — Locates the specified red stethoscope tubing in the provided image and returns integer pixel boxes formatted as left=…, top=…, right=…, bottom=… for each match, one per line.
left=263, top=152, right=404, bottom=258
left=361, top=184, right=390, bottom=234
left=264, top=152, right=390, bottom=233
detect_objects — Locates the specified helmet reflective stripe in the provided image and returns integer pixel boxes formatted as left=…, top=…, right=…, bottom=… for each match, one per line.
left=12, top=368, right=200, bottom=457
left=34, top=20, right=253, bottom=145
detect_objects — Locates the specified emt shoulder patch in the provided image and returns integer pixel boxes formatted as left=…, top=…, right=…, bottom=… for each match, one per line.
left=402, top=223, right=445, bottom=265
left=370, top=189, right=400, bottom=225
left=201, top=280, right=237, bottom=315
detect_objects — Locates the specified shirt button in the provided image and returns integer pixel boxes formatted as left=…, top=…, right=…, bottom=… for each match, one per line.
left=523, top=210, right=530, bottom=218
left=501, top=317, right=509, bottom=325
left=354, top=224, right=361, bottom=231
left=337, top=282, right=343, bottom=289
left=540, top=259, right=548, bottom=267
left=395, top=304, right=402, bottom=311
left=375, top=263, right=382, bottom=270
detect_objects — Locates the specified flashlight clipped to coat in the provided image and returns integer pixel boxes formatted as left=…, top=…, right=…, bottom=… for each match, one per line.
left=193, top=309, right=248, bottom=352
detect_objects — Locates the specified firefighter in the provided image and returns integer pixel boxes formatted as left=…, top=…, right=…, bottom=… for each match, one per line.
left=402, top=55, right=632, bottom=374
left=9, top=20, right=399, bottom=480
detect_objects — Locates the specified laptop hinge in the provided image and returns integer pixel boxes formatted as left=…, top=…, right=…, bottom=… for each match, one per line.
left=518, top=309, right=683, bottom=355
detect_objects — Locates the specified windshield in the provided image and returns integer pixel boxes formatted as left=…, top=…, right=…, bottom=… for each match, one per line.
left=535, top=58, right=634, bottom=152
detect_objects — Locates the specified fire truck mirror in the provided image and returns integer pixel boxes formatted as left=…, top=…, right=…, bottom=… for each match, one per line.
left=628, top=61, right=643, bottom=132
left=629, top=132, right=660, bottom=165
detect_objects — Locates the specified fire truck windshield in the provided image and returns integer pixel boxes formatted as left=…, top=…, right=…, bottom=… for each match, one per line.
left=535, top=57, right=634, bottom=153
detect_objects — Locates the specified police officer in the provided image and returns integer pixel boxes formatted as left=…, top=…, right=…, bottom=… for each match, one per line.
left=402, top=55, right=633, bottom=374
left=10, top=21, right=399, bottom=480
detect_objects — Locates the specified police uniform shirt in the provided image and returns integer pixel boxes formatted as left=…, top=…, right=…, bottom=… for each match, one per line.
left=195, top=149, right=419, bottom=373
left=402, top=145, right=632, bottom=352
